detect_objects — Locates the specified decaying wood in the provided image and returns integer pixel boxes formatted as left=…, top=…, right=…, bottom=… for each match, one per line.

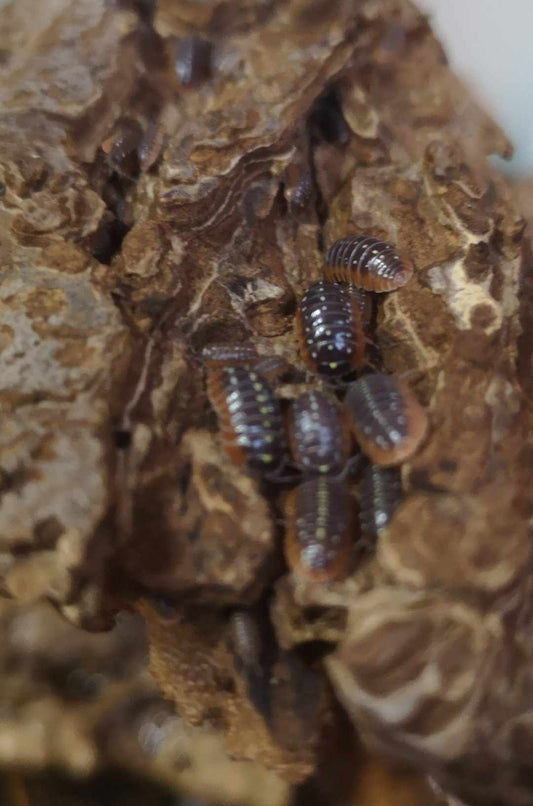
left=1, top=0, right=532, bottom=802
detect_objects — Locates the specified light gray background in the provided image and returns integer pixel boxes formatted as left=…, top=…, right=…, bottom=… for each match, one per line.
left=415, top=0, right=533, bottom=175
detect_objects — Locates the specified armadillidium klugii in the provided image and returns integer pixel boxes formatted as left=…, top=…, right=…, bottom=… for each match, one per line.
left=344, top=373, right=428, bottom=466
left=288, top=390, right=351, bottom=476
left=296, top=281, right=365, bottom=380
left=202, top=343, right=259, bottom=368
left=358, top=464, right=402, bottom=536
left=284, top=477, right=355, bottom=582
left=325, top=235, right=413, bottom=292
left=228, top=610, right=262, bottom=675
left=206, top=364, right=287, bottom=474
left=174, top=36, right=212, bottom=86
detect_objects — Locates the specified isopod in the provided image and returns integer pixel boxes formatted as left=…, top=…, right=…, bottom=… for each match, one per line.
left=206, top=364, right=287, bottom=474
left=202, top=343, right=259, bottom=368
left=284, top=478, right=356, bottom=582
left=325, top=235, right=413, bottom=292
left=358, top=464, right=402, bottom=536
left=102, top=117, right=143, bottom=176
left=138, top=115, right=167, bottom=173
left=202, top=345, right=289, bottom=383
left=288, top=390, right=351, bottom=475
left=174, top=36, right=212, bottom=86
left=228, top=610, right=262, bottom=675
left=344, top=372, right=428, bottom=466
left=296, top=281, right=365, bottom=379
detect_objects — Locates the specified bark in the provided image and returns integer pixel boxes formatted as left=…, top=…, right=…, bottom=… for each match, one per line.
left=1, top=0, right=532, bottom=803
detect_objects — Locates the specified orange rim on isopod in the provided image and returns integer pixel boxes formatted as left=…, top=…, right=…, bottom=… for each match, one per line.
left=344, top=373, right=428, bottom=466
left=324, top=235, right=413, bottom=292
left=284, top=478, right=356, bottom=582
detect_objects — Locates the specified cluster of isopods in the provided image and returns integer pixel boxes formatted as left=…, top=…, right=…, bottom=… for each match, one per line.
left=204, top=235, right=428, bottom=583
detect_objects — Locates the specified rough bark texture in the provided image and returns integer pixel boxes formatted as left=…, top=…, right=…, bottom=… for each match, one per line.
left=1, top=0, right=532, bottom=803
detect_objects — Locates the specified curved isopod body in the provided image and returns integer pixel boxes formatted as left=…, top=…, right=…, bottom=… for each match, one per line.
left=288, top=390, right=351, bottom=475
left=284, top=478, right=356, bottom=582
left=325, top=235, right=413, bottom=292
left=296, top=281, right=365, bottom=380
left=358, top=464, right=402, bottom=537
left=206, top=365, right=287, bottom=474
left=344, top=373, right=428, bottom=466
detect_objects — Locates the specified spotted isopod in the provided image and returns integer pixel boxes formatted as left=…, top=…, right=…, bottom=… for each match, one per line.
left=288, top=390, right=351, bottom=476
left=358, top=464, right=402, bottom=537
left=296, top=281, right=365, bottom=380
left=344, top=372, right=428, bottom=466
left=284, top=477, right=356, bottom=582
left=206, top=364, right=287, bottom=474
left=325, top=235, right=413, bottom=292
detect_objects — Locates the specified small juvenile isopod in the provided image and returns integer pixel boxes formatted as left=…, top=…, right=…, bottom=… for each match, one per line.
left=228, top=610, right=262, bottom=675
left=206, top=364, right=287, bottom=474
left=344, top=372, right=428, bottom=466
left=174, top=36, right=212, bottom=86
left=358, top=464, right=402, bottom=537
left=296, top=281, right=365, bottom=380
left=202, top=343, right=259, bottom=368
left=288, top=390, right=351, bottom=475
left=202, top=345, right=290, bottom=383
left=102, top=117, right=144, bottom=176
left=325, top=235, right=413, bottom=292
left=284, top=478, right=356, bottom=582
left=138, top=115, right=167, bottom=173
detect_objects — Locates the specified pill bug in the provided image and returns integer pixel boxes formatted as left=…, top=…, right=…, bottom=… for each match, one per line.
left=296, top=281, right=365, bottom=380
left=344, top=372, right=428, bottom=466
left=202, top=343, right=259, bottom=368
left=288, top=390, right=351, bottom=475
left=228, top=610, right=262, bottom=674
left=101, top=117, right=144, bottom=176
left=138, top=116, right=167, bottom=173
left=174, top=36, right=212, bottom=86
left=284, top=478, right=356, bottom=582
left=286, top=170, right=314, bottom=214
left=325, top=235, right=413, bottom=292
left=206, top=365, right=287, bottom=474
left=202, top=345, right=290, bottom=384
left=358, top=464, right=402, bottom=537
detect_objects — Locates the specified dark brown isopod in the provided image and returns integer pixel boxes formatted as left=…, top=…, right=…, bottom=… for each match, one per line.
left=325, top=235, right=413, bottom=292
left=296, top=281, right=365, bottom=379
left=344, top=373, right=428, bottom=466
left=202, top=343, right=259, bottom=368
left=174, top=36, right=212, bottom=86
left=102, top=117, right=143, bottom=176
left=138, top=116, right=167, bottom=173
left=288, top=390, right=351, bottom=475
left=228, top=610, right=262, bottom=675
left=202, top=345, right=289, bottom=383
left=286, top=170, right=314, bottom=214
left=284, top=478, right=356, bottom=582
left=206, top=365, right=287, bottom=474
left=358, top=464, right=402, bottom=537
